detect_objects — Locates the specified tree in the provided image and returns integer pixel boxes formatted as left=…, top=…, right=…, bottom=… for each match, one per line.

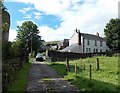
left=104, top=18, right=120, bottom=51
left=16, top=21, right=42, bottom=54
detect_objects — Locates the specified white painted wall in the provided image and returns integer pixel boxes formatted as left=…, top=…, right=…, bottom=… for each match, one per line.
left=69, top=32, right=110, bottom=53
left=82, top=37, right=109, bottom=53
left=69, top=32, right=78, bottom=45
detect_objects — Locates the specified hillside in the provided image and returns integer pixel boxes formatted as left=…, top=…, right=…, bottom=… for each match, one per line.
left=45, top=40, right=61, bottom=45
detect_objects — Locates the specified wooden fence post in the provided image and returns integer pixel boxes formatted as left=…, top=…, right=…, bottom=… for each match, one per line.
left=66, top=58, right=70, bottom=72
left=96, top=58, right=100, bottom=70
left=75, top=63, right=77, bottom=75
left=90, top=65, right=92, bottom=80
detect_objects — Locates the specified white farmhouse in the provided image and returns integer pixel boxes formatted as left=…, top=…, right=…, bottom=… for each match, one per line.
left=61, top=29, right=110, bottom=53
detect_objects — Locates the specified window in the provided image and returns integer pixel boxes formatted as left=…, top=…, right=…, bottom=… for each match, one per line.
left=86, top=48, right=88, bottom=53
left=87, top=39, right=89, bottom=45
left=89, top=48, right=91, bottom=52
left=95, top=40, right=97, bottom=46
left=96, top=49, right=98, bottom=52
left=106, top=50, right=108, bottom=52
left=93, top=49, right=95, bottom=53
left=100, top=49, right=102, bottom=52
left=100, top=41, right=102, bottom=46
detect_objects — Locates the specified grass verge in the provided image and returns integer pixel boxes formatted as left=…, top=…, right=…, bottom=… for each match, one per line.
left=7, top=60, right=32, bottom=91
left=46, top=56, right=119, bottom=91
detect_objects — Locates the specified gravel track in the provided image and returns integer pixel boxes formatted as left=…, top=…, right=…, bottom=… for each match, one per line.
left=26, top=59, right=80, bottom=93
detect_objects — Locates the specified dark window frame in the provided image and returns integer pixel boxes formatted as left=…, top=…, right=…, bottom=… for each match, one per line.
left=100, top=41, right=102, bottom=46
left=86, top=48, right=88, bottom=53
left=87, top=39, right=90, bottom=45
left=95, top=40, right=97, bottom=46
left=89, top=48, right=91, bottom=52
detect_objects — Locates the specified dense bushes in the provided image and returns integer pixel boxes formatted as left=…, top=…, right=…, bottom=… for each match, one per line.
left=2, top=41, right=29, bottom=91
left=2, top=58, right=21, bottom=90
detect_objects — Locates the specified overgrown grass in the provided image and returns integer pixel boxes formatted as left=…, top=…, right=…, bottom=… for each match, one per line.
left=48, top=63, right=67, bottom=77
left=46, top=56, right=119, bottom=91
left=7, top=59, right=32, bottom=91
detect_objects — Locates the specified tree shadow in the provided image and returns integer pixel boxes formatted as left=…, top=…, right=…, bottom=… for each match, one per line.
left=70, top=76, right=119, bottom=91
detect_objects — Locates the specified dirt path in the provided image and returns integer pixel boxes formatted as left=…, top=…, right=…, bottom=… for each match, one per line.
left=26, top=59, right=80, bottom=93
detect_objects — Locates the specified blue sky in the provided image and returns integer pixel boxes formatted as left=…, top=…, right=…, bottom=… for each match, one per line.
left=4, top=0, right=119, bottom=42
left=4, top=2, right=61, bottom=29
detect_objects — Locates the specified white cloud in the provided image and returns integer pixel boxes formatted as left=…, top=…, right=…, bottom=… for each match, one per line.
left=24, top=15, right=32, bottom=19
left=34, top=12, right=41, bottom=16
left=34, top=16, right=41, bottom=19
left=38, top=25, right=69, bottom=41
left=37, top=0, right=119, bottom=42
left=34, top=12, right=42, bottom=19
left=18, top=9, right=26, bottom=14
left=6, top=0, right=119, bottom=42
left=9, top=29, right=17, bottom=41
left=16, top=20, right=26, bottom=26
left=16, top=20, right=38, bottom=26
left=4, top=0, right=34, bottom=3
left=18, top=7, right=33, bottom=14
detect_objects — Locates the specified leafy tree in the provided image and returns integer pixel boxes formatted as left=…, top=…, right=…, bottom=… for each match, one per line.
left=16, top=21, right=42, bottom=54
left=104, top=18, right=120, bottom=51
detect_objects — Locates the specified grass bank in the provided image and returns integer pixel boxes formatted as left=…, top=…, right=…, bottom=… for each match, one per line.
left=7, top=59, right=33, bottom=91
left=46, top=56, right=119, bottom=91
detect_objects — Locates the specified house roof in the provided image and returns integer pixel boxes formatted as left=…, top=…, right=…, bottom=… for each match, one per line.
left=69, top=30, right=105, bottom=41
left=81, top=33, right=105, bottom=41
left=60, top=44, right=81, bottom=53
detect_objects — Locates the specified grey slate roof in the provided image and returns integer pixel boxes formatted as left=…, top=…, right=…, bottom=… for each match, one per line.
left=60, top=44, right=81, bottom=53
left=81, top=33, right=105, bottom=41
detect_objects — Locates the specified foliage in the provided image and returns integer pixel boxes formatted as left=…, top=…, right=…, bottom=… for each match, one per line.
left=2, top=58, right=22, bottom=91
left=2, top=41, right=12, bottom=60
left=47, top=56, right=119, bottom=91
left=2, top=3, right=32, bottom=91
left=7, top=61, right=31, bottom=91
left=16, top=21, right=43, bottom=53
left=104, top=18, right=120, bottom=51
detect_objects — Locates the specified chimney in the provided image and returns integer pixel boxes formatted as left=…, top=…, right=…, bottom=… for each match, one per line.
left=78, top=29, right=81, bottom=45
left=96, top=32, right=99, bottom=36
left=75, top=28, right=77, bottom=33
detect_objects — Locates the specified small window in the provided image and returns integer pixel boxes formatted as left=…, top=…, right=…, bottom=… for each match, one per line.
left=100, top=49, right=102, bottom=52
left=93, top=49, right=95, bottom=53
left=87, top=39, right=89, bottom=45
left=100, top=41, right=102, bottom=46
left=96, top=49, right=98, bottom=52
left=89, top=48, right=91, bottom=52
left=95, top=40, right=97, bottom=46
left=86, top=48, right=88, bottom=53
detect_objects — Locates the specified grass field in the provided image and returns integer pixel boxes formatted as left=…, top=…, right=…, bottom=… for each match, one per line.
left=47, top=56, right=119, bottom=91
left=7, top=58, right=33, bottom=91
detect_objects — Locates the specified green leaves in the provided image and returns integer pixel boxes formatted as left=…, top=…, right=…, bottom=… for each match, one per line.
left=104, top=18, right=120, bottom=51
left=16, top=21, right=43, bottom=53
